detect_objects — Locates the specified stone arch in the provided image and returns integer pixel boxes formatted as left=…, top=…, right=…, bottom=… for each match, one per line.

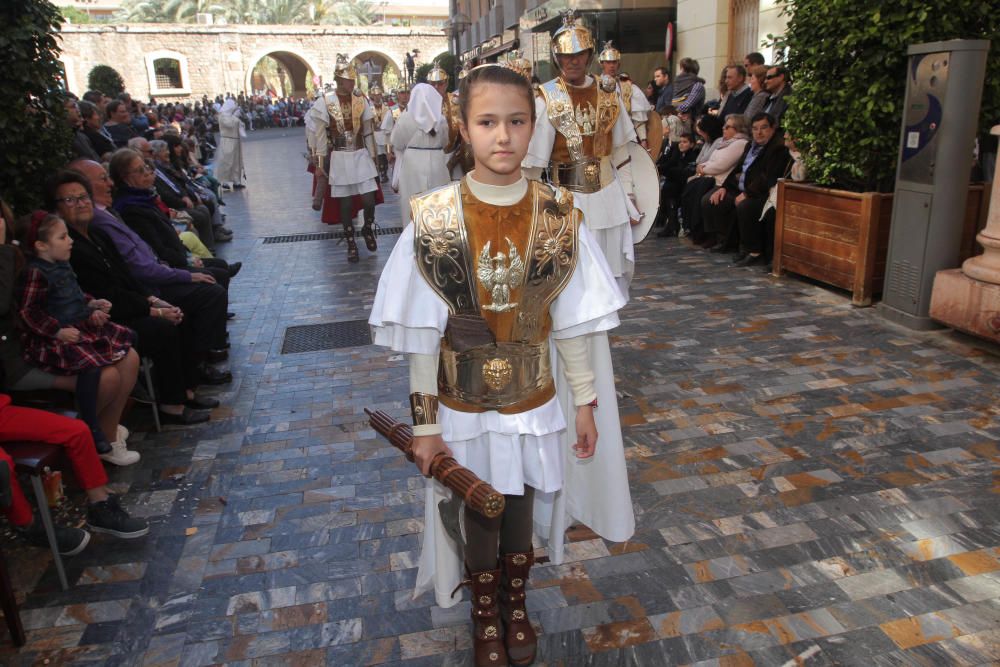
left=144, top=49, right=192, bottom=97
left=244, top=46, right=321, bottom=98
left=347, top=50, right=402, bottom=94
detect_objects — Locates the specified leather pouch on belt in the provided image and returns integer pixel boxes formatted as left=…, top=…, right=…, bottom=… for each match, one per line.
left=444, top=314, right=496, bottom=353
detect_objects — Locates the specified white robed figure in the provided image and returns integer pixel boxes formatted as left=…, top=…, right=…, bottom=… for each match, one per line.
left=368, top=173, right=635, bottom=609
left=389, top=83, right=450, bottom=226
left=214, top=98, right=245, bottom=188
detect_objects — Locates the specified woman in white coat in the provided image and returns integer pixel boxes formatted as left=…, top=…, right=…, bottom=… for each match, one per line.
left=389, top=83, right=450, bottom=225
left=214, top=99, right=246, bottom=189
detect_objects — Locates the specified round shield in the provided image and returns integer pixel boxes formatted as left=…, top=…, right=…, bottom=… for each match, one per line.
left=627, top=141, right=660, bottom=244
left=645, top=109, right=663, bottom=161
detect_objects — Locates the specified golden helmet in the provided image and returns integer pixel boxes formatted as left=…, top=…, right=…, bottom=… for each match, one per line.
left=457, top=63, right=472, bottom=81
left=427, top=63, right=449, bottom=84
left=334, top=53, right=356, bottom=81
left=551, top=10, right=595, bottom=58
left=504, top=50, right=532, bottom=80
left=598, top=40, right=621, bottom=63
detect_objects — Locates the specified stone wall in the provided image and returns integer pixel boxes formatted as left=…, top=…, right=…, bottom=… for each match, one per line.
left=58, top=24, right=449, bottom=100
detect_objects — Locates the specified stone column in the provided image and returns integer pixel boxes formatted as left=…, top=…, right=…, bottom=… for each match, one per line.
left=961, top=125, right=1000, bottom=283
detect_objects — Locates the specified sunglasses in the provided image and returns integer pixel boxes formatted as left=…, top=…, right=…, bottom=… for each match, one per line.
left=765, top=73, right=782, bottom=80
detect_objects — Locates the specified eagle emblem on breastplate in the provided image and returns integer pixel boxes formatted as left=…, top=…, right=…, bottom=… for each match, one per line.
left=478, top=238, right=524, bottom=313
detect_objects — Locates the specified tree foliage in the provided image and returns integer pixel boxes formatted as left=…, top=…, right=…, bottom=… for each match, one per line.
left=774, top=0, right=999, bottom=192
left=119, top=0, right=376, bottom=25
left=0, top=0, right=73, bottom=214
left=87, top=64, right=126, bottom=97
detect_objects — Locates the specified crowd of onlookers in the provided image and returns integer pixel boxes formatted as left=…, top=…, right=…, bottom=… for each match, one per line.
left=0, top=88, right=253, bottom=559
left=645, top=52, right=804, bottom=270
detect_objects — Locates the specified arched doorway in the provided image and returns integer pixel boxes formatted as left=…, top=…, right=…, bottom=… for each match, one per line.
left=350, top=51, right=401, bottom=94
left=246, top=50, right=317, bottom=99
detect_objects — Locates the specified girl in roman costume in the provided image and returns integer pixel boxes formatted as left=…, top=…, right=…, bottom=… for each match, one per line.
left=388, top=83, right=450, bottom=226
left=369, top=64, right=634, bottom=667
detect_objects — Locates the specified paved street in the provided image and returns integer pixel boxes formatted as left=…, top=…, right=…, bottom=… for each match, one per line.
left=2, top=126, right=999, bottom=666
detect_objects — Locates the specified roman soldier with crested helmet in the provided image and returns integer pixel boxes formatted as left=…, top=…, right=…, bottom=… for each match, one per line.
left=524, top=10, right=644, bottom=294
left=370, top=85, right=390, bottom=182
left=305, top=54, right=381, bottom=262
left=598, top=40, right=656, bottom=150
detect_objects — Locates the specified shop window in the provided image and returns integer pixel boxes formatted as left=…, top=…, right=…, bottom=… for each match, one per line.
left=729, top=0, right=760, bottom=62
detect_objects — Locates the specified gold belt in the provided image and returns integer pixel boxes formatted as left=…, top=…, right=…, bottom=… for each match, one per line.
left=438, top=342, right=555, bottom=414
left=549, top=156, right=613, bottom=194
left=329, top=134, right=361, bottom=152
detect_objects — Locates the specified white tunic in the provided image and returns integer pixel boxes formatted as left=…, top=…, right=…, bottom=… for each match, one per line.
left=368, top=175, right=635, bottom=608
left=305, top=93, right=379, bottom=197
left=525, top=76, right=641, bottom=296
left=389, top=111, right=450, bottom=226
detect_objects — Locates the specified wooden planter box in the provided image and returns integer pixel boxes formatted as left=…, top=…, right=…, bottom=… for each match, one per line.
left=772, top=181, right=988, bottom=306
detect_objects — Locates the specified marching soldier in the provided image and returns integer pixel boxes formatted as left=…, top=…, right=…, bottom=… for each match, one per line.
left=370, top=86, right=390, bottom=183
left=305, top=55, right=381, bottom=263
left=598, top=41, right=654, bottom=149
left=524, top=10, right=641, bottom=295
left=383, top=85, right=410, bottom=189
left=426, top=64, right=466, bottom=179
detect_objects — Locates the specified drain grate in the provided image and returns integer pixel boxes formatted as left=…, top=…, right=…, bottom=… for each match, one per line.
left=263, top=227, right=403, bottom=244
left=281, top=320, right=372, bottom=353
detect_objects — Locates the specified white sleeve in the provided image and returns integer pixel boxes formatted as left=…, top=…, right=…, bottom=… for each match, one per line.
left=554, top=336, right=596, bottom=406
left=612, top=98, right=638, bottom=148
left=369, top=224, right=449, bottom=354
left=524, top=95, right=554, bottom=169
left=550, top=223, right=625, bottom=337
left=409, top=353, right=442, bottom=436
left=390, top=113, right=416, bottom=151
left=305, top=101, right=329, bottom=156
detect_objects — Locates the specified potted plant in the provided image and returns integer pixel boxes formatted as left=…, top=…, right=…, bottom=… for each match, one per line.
left=770, top=0, right=999, bottom=306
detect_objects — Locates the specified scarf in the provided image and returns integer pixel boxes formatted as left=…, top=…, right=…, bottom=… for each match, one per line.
left=112, top=185, right=171, bottom=217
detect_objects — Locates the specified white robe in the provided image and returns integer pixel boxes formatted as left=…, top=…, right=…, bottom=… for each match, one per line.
left=368, top=175, right=635, bottom=608
left=525, top=76, right=641, bottom=297
left=214, top=113, right=245, bottom=185
left=389, top=111, right=450, bottom=226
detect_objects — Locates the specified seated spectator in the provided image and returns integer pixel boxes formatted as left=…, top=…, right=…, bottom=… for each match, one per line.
left=82, top=90, right=108, bottom=118
left=691, top=115, right=750, bottom=246
left=1, top=395, right=148, bottom=554
left=656, top=133, right=699, bottom=237
left=702, top=112, right=790, bottom=264
left=672, top=58, right=706, bottom=117
left=679, top=114, right=725, bottom=243
left=743, top=65, right=771, bottom=124
left=48, top=170, right=214, bottom=424
left=79, top=100, right=116, bottom=159
left=744, top=52, right=766, bottom=70
left=104, top=100, right=137, bottom=149
left=97, top=154, right=232, bottom=385
left=14, top=211, right=141, bottom=461
left=146, top=138, right=226, bottom=250
left=718, top=65, right=753, bottom=119
left=763, top=65, right=792, bottom=127
left=65, top=94, right=99, bottom=161
left=0, top=201, right=138, bottom=465
left=162, top=133, right=231, bottom=241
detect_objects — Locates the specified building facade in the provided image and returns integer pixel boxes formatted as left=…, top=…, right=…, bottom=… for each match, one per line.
left=453, top=0, right=787, bottom=97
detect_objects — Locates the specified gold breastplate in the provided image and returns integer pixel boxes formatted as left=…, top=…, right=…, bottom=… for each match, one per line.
left=326, top=92, right=365, bottom=150
left=411, top=179, right=580, bottom=413
left=541, top=78, right=619, bottom=164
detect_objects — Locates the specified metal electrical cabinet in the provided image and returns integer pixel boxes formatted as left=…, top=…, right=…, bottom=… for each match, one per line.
left=878, top=39, right=989, bottom=330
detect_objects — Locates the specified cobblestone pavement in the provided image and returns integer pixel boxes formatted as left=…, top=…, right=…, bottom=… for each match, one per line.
left=2, top=127, right=999, bottom=665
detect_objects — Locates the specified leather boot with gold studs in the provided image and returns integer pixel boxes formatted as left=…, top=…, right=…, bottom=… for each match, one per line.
left=461, top=565, right=509, bottom=667
left=361, top=212, right=378, bottom=252
left=499, top=550, right=537, bottom=666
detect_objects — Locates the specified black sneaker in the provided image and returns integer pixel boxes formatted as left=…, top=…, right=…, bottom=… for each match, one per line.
left=18, top=519, right=90, bottom=556
left=87, top=494, right=149, bottom=539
